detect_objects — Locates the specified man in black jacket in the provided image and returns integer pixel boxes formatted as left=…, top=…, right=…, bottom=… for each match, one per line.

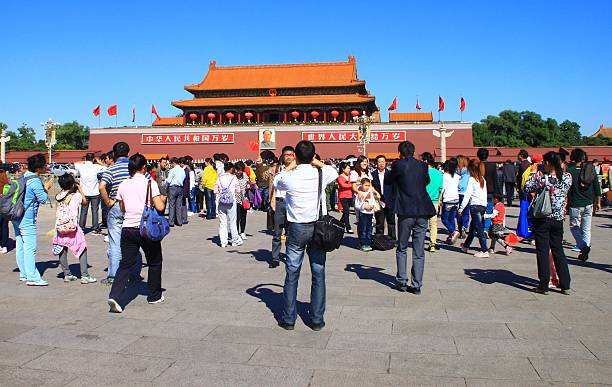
left=502, top=160, right=517, bottom=206
left=388, top=141, right=436, bottom=294
left=372, top=155, right=396, bottom=240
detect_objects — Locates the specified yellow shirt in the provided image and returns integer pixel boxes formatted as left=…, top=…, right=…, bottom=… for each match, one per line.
left=202, top=165, right=218, bottom=190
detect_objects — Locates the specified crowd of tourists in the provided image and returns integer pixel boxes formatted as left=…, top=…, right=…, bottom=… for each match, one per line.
left=1, top=139, right=610, bottom=329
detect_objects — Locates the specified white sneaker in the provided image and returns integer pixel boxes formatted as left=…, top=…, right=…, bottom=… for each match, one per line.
left=0, top=247, right=7, bottom=254
left=108, top=298, right=123, bottom=313
left=81, top=275, right=97, bottom=284
left=232, top=239, right=244, bottom=247
left=104, top=235, right=109, bottom=243
left=240, top=233, right=248, bottom=240
left=187, top=211, right=194, bottom=217
left=148, top=295, right=165, bottom=304
left=221, top=243, right=227, bottom=248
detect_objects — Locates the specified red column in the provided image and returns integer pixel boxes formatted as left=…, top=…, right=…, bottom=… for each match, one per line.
left=257, top=112, right=260, bottom=123
left=238, top=112, right=241, bottom=124
left=219, top=113, right=222, bottom=125
left=200, top=113, right=204, bottom=125
left=284, top=112, right=287, bottom=123
left=323, top=111, right=327, bottom=123
left=304, top=112, right=307, bottom=122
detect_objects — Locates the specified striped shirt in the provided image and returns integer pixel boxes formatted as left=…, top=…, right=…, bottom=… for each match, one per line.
left=101, top=157, right=130, bottom=199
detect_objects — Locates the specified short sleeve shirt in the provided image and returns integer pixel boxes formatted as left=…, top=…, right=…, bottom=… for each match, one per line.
left=116, top=174, right=160, bottom=228
left=101, top=158, right=130, bottom=199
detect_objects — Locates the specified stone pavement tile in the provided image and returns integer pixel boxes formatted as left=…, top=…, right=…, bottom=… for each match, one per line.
left=341, top=305, right=448, bottom=322
left=446, top=308, right=559, bottom=323
left=579, top=338, right=612, bottom=360
left=0, top=321, right=36, bottom=340
left=154, top=360, right=313, bottom=387
left=506, top=322, right=612, bottom=341
left=9, top=326, right=142, bottom=354
left=552, top=310, right=612, bottom=325
left=120, top=336, right=258, bottom=363
left=206, top=325, right=331, bottom=348
left=324, top=316, right=392, bottom=334
left=390, top=353, right=540, bottom=380
left=466, top=378, right=589, bottom=386
left=95, top=317, right=217, bottom=340
left=326, top=294, right=396, bottom=307
left=0, top=342, right=53, bottom=367
left=171, top=309, right=279, bottom=328
left=327, top=332, right=457, bottom=354
left=440, top=288, right=538, bottom=302
left=23, top=348, right=174, bottom=381
left=310, top=370, right=466, bottom=387
left=530, top=357, right=612, bottom=384
left=455, top=337, right=595, bottom=359
left=64, top=377, right=154, bottom=387
left=249, top=345, right=389, bottom=372
left=393, top=321, right=513, bottom=339
left=0, top=365, right=77, bottom=386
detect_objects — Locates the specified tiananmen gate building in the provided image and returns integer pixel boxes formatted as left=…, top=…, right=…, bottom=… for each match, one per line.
left=88, top=56, right=475, bottom=160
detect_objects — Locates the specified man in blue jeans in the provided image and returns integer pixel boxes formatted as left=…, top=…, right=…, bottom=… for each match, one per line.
left=273, top=141, right=338, bottom=331
left=99, top=142, right=141, bottom=285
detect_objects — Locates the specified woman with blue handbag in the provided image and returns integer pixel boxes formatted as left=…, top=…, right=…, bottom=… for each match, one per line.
left=108, top=153, right=167, bottom=313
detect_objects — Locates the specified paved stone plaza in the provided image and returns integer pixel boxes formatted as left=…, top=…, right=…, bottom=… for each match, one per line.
left=0, top=205, right=611, bottom=386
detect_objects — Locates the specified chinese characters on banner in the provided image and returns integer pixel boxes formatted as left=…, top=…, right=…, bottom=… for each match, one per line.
left=142, top=133, right=235, bottom=144
left=301, top=131, right=406, bottom=143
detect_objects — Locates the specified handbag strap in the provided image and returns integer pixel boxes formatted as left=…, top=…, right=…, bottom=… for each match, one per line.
left=316, top=168, right=323, bottom=219
left=145, top=179, right=152, bottom=208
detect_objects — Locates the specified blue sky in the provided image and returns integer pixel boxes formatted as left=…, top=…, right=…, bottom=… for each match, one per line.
left=1, top=0, right=610, bottom=138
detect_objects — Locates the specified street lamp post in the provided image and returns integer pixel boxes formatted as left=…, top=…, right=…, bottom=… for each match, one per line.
left=41, top=119, right=59, bottom=165
left=432, top=122, right=454, bottom=162
left=355, top=110, right=372, bottom=157
left=0, top=130, right=10, bottom=163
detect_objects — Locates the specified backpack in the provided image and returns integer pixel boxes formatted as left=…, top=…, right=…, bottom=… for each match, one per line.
left=578, top=162, right=596, bottom=191
left=56, top=194, right=78, bottom=235
left=0, top=175, right=37, bottom=221
left=218, top=177, right=236, bottom=206
left=140, top=179, right=170, bottom=241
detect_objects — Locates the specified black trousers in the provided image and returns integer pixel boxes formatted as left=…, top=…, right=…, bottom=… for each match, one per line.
left=375, top=204, right=396, bottom=239
left=109, top=228, right=163, bottom=303
left=236, top=203, right=248, bottom=234
left=532, top=218, right=571, bottom=291
left=504, top=182, right=515, bottom=206
left=339, top=198, right=352, bottom=232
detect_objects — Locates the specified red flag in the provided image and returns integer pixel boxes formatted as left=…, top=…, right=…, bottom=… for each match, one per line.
left=151, top=104, right=160, bottom=119
left=438, top=96, right=445, bottom=112
left=132, top=106, right=136, bottom=123
left=92, top=105, right=100, bottom=117
left=107, top=104, right=117, bottom=116
left=388, top=97, right=397, bottom=111
left=416, top=98, right=421, bottom=110
left=460, top=97, right=466, bottom=112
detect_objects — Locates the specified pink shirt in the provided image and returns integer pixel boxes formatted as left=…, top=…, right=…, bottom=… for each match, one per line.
left=116, top=174, right=160, bottom=228
left=214, top=173, right=240, bottom=195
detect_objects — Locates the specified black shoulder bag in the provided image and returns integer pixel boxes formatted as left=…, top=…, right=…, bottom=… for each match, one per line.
left=311, top=168, right=345, bottom=252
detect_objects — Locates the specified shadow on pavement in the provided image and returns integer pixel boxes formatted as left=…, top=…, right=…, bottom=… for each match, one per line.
left=246, top=283, right=310, bottom=324
left=567, top=257, right=612, bottom=274
left=464, top=268, right=538, bottom=291
left=344, top=263, right=396, bottom=289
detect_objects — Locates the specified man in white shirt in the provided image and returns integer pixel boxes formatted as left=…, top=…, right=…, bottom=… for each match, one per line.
left=269, top=145, right=295, bottom=269
left=273, top=141, right=338, bottom=331
left=75, top=153, right=106, bottom=234
left=166, top=157, right=185, bottom=227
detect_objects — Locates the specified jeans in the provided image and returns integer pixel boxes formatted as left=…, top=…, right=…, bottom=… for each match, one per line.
left=106, top=203, right=123, bottom=278
left=375, top=203, right=396, bottom=239
left=271, top=198, right=287, bottom=262
left=167, top=186, right=183, bottom=226
left=189, top=187, right=197, bottom=213
left=457, top=194, right=470, bottom=231
left=236, top=203, right=248, bottom=234
left=569, top=205, right=593, bottom=249
left=109, top=227, right=163, bottom=303
left=0, top=216, right=9, bottom=248
left=101, top=201, right=109, bottom=228
left=12, top=222, right=42, bottom=281
left=532, top=218, right=571, bottom=291
left=218, top=202, right=240, bottom=246
left=259, top=186, right=269, bottom=211
left=339, top=198, right=352, bottom=232
left=79, top=195, right=100, bottom=231
left=282, top=222, right=326, bottom=325
left=204, top=188, right=216, bottom=219
left=428, top=203, right=439, bottom=246
left=195, top=188, right=204, bottom=212
left=464, top=206, right=488, bottom=252
left=505, top=182, right=515, bottom=206
left=441, top=202, right=458, bottom=235
left=358, top=212, right=373, bottom=247
left=484, top=194, right=494, bottom=230
left=395, top=216, right=428, bottom=289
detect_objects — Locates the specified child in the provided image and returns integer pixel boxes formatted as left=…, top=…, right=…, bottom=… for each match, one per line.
left=52, top=174, right=97, bottom=283
left=355, top=178, right=377, bottom=252
left=484, top=194, right=512, bottom=255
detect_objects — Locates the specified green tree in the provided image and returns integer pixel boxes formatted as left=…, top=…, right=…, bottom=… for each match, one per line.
left=559, top=120, right=583, bottom=146
left=55, top=121, right=90, bottom=150
left=6, top=124, right=46, bottom=151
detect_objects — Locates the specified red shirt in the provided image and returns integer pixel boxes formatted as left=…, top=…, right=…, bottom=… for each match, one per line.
left=337, top=174, right=353, bottom=199
left=492, top=202, right=506, bottom=225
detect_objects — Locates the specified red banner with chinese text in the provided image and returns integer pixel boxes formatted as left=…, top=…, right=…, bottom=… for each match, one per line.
left=142, top=133, right=235, bottom=144
left=301, top=131, right=406, bottom=143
